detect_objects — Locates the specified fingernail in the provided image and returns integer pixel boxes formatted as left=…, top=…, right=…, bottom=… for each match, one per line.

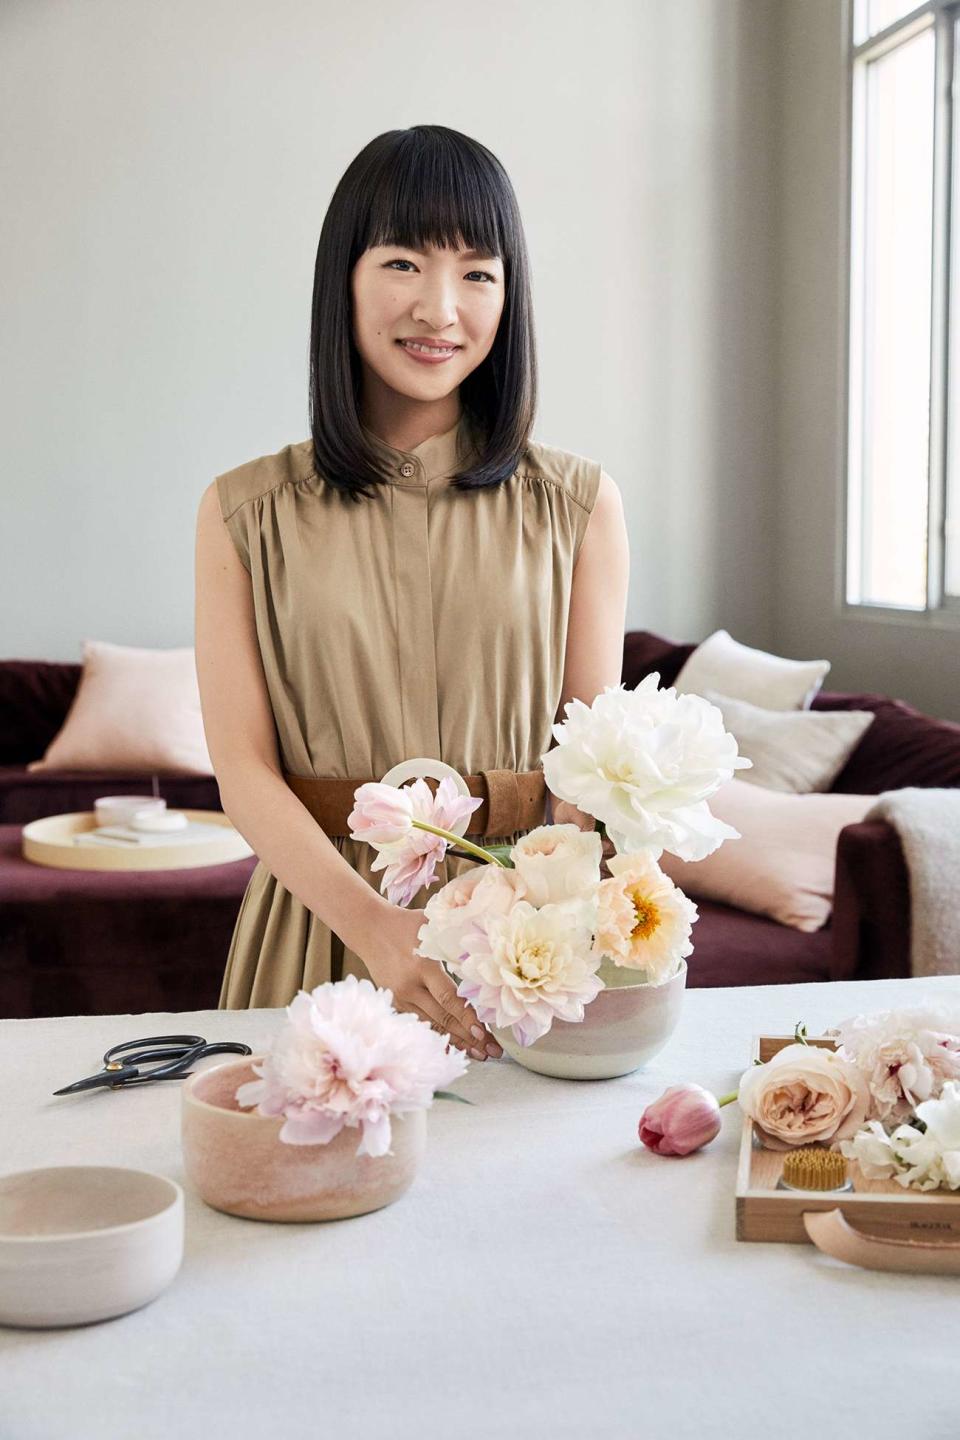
left=469, top=1047, right=486, bottom=1061
left=485, top=1042, right=502, bottom=1058
left=470, top=1026, right=485, bottom=1040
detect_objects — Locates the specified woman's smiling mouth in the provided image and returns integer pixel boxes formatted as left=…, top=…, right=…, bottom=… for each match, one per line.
left=396, top=339, right=461, bottom=363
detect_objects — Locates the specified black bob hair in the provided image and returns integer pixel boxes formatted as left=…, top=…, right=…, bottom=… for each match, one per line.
left=308, top=125, right=538, bottom=502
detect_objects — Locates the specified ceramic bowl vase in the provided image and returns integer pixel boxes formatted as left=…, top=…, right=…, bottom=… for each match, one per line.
left=181, top=1057, right=426, bottom=1222
left=492, top=958, right=687, bottom=1080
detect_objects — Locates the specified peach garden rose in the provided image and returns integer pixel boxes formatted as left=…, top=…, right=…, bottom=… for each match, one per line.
left=737, top=1041, right=871, bottom=1151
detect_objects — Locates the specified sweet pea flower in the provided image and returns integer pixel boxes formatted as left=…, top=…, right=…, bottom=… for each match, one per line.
left=638, top=1083, right=734, bottom=1156
left=348, top=776, right=486, bottom=907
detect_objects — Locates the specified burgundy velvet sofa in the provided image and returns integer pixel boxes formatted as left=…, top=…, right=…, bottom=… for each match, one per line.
left=622, top=631, right=960, bottom=990
left=2, top=638, right=959, bottom=1018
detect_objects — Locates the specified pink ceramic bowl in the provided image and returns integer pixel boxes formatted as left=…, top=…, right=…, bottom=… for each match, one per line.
left=181, top=1057, right=426, bottom=1222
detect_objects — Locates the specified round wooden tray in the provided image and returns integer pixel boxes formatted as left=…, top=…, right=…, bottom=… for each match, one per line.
left=21, top=811, right=255, bottom=872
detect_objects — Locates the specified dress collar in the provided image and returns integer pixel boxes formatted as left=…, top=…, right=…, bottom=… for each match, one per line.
left=360, top=411, right=480, bottom=485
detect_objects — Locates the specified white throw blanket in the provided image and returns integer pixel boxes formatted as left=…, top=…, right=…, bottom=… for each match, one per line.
left=865, top=788, right=960, bottom=977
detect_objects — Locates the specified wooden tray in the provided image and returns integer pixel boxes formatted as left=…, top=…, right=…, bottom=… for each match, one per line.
left=736, top=1034, right=960, bottom=1251
left=21, top=810, right=254, bottom=872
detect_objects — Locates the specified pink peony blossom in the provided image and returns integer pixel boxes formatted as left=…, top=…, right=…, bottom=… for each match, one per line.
left=829, top=1004, right=960, bottom=1125
left=348, top=776, right=483, bottom=907
left=638, top=1084, right=723, bottom=1156
left=234, top=974, right=469, bottom=1157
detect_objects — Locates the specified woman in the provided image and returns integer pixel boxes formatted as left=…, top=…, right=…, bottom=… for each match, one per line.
left=194, top=125, right=629, bottom=1062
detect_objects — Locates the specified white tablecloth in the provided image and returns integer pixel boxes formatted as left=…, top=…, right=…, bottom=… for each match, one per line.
left=2, top=976, right=960, bottom=1440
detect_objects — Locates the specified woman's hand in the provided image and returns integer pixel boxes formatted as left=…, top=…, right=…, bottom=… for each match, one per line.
left=550, top=797, right=616, bottom=877
left=363, top=904, right=503, bottom=1062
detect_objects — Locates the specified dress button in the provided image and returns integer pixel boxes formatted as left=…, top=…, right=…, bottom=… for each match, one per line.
left=399, top=461, right=415, bottom=478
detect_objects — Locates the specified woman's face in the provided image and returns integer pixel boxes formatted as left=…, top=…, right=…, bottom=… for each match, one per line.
left=351, top=240, right=505, bottom=406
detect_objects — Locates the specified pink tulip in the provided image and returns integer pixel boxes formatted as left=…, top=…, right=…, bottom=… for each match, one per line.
left=638, top=1083, right=724, bottom=1156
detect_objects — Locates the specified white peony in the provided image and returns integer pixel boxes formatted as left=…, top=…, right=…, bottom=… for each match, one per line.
left=454, top=898, right=603, bottom=1047
left=510, top=823, right=602, bottom=907
left=840, top=1082, right=960, bottom=1191
left=540, top=676, right=751, bottom=862
left=415, top=864, right=527, bottom=975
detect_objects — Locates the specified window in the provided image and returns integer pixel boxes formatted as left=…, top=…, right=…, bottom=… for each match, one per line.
left=845, top=1, right=960, bottom=619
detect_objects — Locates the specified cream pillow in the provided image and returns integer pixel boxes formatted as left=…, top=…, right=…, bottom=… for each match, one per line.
left=27, top=640, right=214, bottom=776
left=658, top=779, right=874, bottom=931
left=674, top=629, right=830, bottom=710
left=701, top=689, right=874, bottom=793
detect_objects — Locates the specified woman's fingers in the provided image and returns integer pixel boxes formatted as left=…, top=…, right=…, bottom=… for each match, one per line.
left=422, top=963, right=503, bottom=1061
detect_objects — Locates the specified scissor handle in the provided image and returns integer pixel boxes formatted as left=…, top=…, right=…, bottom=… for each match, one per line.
left=103, top=1034, right=207, bottom=1065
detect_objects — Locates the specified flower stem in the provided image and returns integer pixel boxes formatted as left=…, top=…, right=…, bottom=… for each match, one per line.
left=411, top=819, right=506, bottom=867
left=717, top=1091, right=739, bottom=1107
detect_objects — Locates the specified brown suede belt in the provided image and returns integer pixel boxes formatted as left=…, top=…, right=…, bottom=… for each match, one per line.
left=283, top=768, right=547, bottom=839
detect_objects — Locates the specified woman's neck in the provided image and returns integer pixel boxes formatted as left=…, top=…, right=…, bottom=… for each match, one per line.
left=359, top=388, right=462, bottom=453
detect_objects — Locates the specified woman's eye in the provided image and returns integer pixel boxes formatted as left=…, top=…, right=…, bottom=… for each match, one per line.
left=384, top=259, right=497, bottom=283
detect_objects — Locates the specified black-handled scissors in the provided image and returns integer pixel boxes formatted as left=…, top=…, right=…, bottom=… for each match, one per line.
left=53, top=1033, right=253, bottom=1095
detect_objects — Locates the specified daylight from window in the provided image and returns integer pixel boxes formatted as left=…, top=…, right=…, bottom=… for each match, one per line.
left=847, top=23, right=934, bottom=610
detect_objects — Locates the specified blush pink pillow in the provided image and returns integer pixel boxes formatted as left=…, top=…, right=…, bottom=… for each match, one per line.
left=658, top=779, right=874, bottom=931
left=27, top=640, right=214, bottom=776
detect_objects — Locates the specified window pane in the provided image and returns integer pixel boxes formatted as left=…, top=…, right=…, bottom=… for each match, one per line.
left=946, top=20, right=960, bottom=598
left=848, top=30, right=934, bottom=609
left=857, top=0, right=923, bottom=43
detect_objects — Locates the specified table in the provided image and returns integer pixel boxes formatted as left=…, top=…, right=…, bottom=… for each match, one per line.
left=2, top=975, right=959, bottom=1440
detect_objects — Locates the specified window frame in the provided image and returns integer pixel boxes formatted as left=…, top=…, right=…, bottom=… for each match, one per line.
left=840, top=0, right=960, bottom=628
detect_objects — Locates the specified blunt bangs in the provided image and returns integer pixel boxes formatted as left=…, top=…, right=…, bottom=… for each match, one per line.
left=308, top=126, right=538, bottom=502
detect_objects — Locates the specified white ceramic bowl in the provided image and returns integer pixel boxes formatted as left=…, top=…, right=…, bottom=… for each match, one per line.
left=493, top=958, right=688, bottom=1080
left=0, top=1165, right=184, bottom=1328
left=94, top=795, right=166, bottom=828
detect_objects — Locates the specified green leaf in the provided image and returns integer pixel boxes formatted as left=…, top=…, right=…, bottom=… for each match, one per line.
left=794, top=1020, right=809, bottom=1045
left=482, top=845, right=514, bottom=866
left=434, top=1090, right=476, bottom=1105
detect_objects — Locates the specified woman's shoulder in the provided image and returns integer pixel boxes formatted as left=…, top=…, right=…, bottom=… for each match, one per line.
left=214, top=438, right=313, bottom=518
left=517, top=436, right=605, bottom=514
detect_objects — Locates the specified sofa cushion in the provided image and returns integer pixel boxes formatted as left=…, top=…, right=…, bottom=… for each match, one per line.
left=674, top=629, right=830, bottom=709
left=27, top=640, right=214, bottom=777
left=658, top=778, right=875, bottom=931
left=684, top=899, right=835, bottom=986
left=701, top=688, right=875, bottom=793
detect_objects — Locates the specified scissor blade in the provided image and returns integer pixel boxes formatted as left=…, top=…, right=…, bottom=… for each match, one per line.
left=52, top=1070, right=134, bottom=1095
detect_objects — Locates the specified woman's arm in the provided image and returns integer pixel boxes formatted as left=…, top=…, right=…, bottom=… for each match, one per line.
left=194, top=481, right=392, bottom=960
left=548, top=469, right=631, bottom=834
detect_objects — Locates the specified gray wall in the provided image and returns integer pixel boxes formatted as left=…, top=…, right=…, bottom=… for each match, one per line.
left=5, top=1, right=950, bottom=719
left=0, top=0, right=781, bottom=664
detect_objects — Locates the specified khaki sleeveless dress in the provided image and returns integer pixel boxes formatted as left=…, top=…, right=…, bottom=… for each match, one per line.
left=214, top=411, right=603, bottom=1008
